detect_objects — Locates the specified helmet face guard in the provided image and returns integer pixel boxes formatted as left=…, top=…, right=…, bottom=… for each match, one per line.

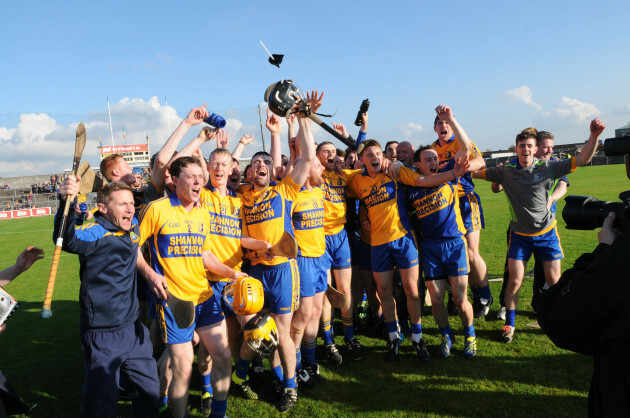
left=264, top=79, right=306, bottom=117
left=243, top=313, right=279, bottom=356
left=222, top=276, right=264, bottom=316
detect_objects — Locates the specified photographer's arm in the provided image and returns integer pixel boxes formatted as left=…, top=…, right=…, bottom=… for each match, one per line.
left=576, top=118, right=606, bottom=167
left=0, top=247, right=44, bottom=287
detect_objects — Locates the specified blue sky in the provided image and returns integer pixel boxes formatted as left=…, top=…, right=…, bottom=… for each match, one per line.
left=1, top=0, right=629, bottom=176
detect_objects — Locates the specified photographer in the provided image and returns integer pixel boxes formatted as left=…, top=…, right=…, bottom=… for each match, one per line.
left=534, top=212, right=630, bottom=416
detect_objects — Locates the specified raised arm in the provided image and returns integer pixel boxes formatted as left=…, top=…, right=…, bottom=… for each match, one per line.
left=290, top=116, right=315, bottom=187
left=435, top=104, right=479, bottom=168
left=231, top=134, right=254, bottom=161
left=153, top=104, right=208, bottom=189
left=266, top=108, right=283, bottom=179
left=575, top=118, right=606, bottom=167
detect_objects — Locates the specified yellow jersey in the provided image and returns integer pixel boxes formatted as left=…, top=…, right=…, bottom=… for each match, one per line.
left=431, top=136, right=482, bottom=197
left=139, top=195, right=213, bottom=305
left=199, top=186, right=243, bottom=282
left=320, top=169, right=362, bottom=235
left=347, top=167, right=419, bottom=247
left=291, top=186, right=325, bottom=258
left=242, top=176, right=301, bottom=266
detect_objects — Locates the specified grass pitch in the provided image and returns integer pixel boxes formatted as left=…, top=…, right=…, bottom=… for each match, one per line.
left=0, top=163, right=626, bottom=417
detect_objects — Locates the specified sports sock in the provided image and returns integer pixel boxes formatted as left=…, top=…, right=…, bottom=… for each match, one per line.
left=159, top=393, right=168, bottom=407
left=301, top=341, right=316, bottom=366
left=470, top=283, right=480, bottom=298
left=361, top=289, right=367, bottom=303
left=321, top=318, right=334, bottom=345
left=385, top=320, right=399, bottom=341
left=410, top=323, right=422, bottom=343
left=439, top=325, right=453, bottom=342
left=210, top=398, right=227, bottom=418
left=272, top=365, right=284, bottom=382
left=234, top=358, right=250, bottom=382
left=342, top=315, right=354, bottom=340
left=479, top=285, right=492, bottom=302
left=201, top=372, right=212, bottom=397
left=506, top=309, right=516, bottom=327
left=464, top=324, right=476, bottom=339
left=295, top=347, right=302, bottom=371
left=284, top=375, right=297, bottom=389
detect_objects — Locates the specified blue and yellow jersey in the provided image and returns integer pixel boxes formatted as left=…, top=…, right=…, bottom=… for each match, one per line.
left=406, top=180, right=466, bottom=241
left=139, top=195, right=213, bottom=305
left=432, top=135, right=482, bottom=197
left=347, top=166, right=418, bottom=247
left=199, top=186, right=243, bottom=282
left=242, top=176, right=301, bottom=266
left=320, top=169, right=362, bottom=235
left=291, top=187, right=325, bottom=258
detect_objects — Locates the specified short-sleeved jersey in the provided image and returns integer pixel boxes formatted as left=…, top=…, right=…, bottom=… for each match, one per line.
left=320, top=169, right=362, bottom=235
left=139, top=195, right=213, bottom=304
left=432, top=135, right=482, bottom=196
left=406, top=180, right=466, bottom=242
left=347, top=166, right=418, bottom=246
left=291, top=186, right=325, bottom=258
left=481, top=157, right=577, bottom=235
left=242, top=176, right=301, bottom=266
left=199, top=185, right=243, bottom=282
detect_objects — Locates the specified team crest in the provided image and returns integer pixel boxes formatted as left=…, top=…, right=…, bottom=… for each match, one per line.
left=198, top=222, right=204, bottom=233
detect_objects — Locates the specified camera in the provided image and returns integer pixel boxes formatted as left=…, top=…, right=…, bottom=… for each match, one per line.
left=203, top=113, right=226, bottom=129
left=354, top=99, right=370, bottom=126
left=562, top=136, right=630, bottom=233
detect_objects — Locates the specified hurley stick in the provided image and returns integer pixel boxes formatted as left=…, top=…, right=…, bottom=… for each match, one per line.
left=41, top=123, right=86, bottom=318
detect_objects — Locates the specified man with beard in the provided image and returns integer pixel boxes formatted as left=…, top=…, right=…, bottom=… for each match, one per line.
left=241, top=112, right=315, bottom=412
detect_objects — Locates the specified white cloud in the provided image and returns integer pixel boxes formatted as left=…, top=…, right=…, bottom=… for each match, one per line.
left=0, top=127, right=16, bottom=140
left=400, top=122, right=424, bottom=139
left=555, top=97, right=601, bottom=122
left=501, top=85, right=542, bottom=110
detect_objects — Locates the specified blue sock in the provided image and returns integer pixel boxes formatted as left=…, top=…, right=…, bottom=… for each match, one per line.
left=272, top=365, right=284, bottom=382
left=321, top=319, right=334, bottom=345
left=210, top=398, right=227, bottom=418
left=411, top=323, right=422, bottom=343
left=235, top=358, right=250, bottom=381
left=471, top=284, right=480, bottom=298
left=464, top=324, right=476, bottom=339
left=302, top=341, right=316, bottom=366
left=439, top=325, right=453, bottom=341
left=201, top=372, right=212, bottom=396
left=159, top=393, right=168, bottom=407
left=295, top=347, right=302, bottom=372
left=361, top=289, right=367, bottom=303
left=284, top=375, right=297, bottom=389
left=342, top=315, right=354, bottom=340
left=479, top=285, right=492, bottom=301
left=506, top=309, right=516, bottom=327
left=386, top=320, right=399, bottom=341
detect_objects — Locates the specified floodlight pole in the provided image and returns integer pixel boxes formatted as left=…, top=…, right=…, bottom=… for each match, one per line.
left=258, top=104, right=266, bottom=152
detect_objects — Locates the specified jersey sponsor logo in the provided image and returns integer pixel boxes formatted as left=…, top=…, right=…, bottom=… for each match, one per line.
left=158, top=233, right=206, bottom=258
left=362, top=180, right=395, bottom=209
left=243, top=194, right=282, bottom=225
left=208, top=213, right=242, bottom=238
left=411, top=187, right=453, bottom=218
left=322, top=184, right=346, bottom=203
left=293, top=207, right=324, bottom=230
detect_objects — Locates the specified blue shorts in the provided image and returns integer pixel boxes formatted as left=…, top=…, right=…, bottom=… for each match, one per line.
left=422, top=236, right=469, bottom=280
left=156, top=296, right=224, bottom=345
left=459, top=192, right=484, bottom=233
left=357, top=239, right=372, bottom=271
left=297, top=256, right=328, bottom=297
left=325, top=229, right=352, bottom=269
left=250, top=260, right=300, bottom=315
left=210, top=281, right=236, bottom=318
left=371, top=232, right=419, bottom=273
left=508, top=226, right=564, bottom=262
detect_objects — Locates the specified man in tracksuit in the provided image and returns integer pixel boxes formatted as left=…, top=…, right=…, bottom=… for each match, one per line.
left=55, top=179, right=159, bottom=417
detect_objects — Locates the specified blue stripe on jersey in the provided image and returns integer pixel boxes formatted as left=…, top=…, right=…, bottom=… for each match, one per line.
left=207, top=213, right=242, bottom=238
left=292, top=208, right=325, bottom=230
left=243, top=193, right=283, bottom=225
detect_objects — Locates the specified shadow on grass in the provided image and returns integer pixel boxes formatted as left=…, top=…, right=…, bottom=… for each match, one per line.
left=0, top=300, right=83, bottom=417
